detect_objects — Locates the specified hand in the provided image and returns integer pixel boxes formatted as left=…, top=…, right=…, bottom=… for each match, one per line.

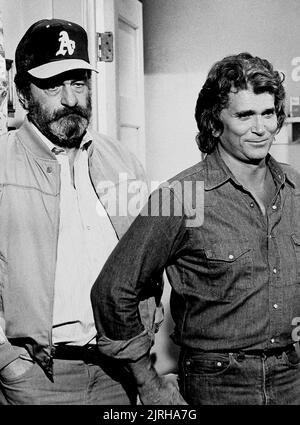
left=0, top=356, right=33, bottom=381
left=138, top=374, right=188, bottom=405
left=128, top=354, right=188, bottom=405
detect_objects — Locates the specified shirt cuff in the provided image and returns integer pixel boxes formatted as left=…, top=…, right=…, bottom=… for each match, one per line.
left=97, top=330, right=154, bottom=361
left=0, top=341, right=20, bottom=370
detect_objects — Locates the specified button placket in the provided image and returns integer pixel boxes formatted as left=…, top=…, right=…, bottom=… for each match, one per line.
left=185, top=360, right=191, bottom=376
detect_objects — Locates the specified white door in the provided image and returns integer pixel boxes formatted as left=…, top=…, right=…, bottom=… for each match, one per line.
left=95, top=0, right=146, bottom=167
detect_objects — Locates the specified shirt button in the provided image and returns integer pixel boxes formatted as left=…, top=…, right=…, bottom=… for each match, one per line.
left=273, top=304, right=278, bottom=309
left=46, top=166, right=53, bottom=173
left=270, top=338, right=275, bottom=344
left=278, top=174, right=282, bottom=180
left=272, top=205, right=277, bottom=210
left=250, top=202, right=254, bottom=208
left=228, top=254, right=234, bottom=260
left=216, top=362, right=222, bottom=367
left=273, top=268, right=277, bottom=274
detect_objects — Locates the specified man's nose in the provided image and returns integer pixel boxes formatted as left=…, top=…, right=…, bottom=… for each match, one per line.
left=61, top=85, right=78, bottom=107
left=252, top=115, right=265, bottom=134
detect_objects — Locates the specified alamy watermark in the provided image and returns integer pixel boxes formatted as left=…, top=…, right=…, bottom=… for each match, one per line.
left=292, top=317, right=300, bottom=342
left=95, top=173, right=204, bottom=227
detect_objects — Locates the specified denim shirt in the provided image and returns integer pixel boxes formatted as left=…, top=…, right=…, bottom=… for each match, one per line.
left=91, top=148, right=300, bottom=359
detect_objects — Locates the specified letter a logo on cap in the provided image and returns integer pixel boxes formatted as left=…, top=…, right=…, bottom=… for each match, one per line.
left=55, top=31, right=75, bottom=56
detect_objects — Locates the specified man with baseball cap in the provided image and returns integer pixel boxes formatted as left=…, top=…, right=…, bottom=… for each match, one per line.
left=0, top=18, right=158, bottom=405
left=15, top=18, right=97, bottom=79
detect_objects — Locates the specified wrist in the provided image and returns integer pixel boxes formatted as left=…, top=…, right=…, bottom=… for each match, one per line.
left=127, top=354, right=159, bottom=387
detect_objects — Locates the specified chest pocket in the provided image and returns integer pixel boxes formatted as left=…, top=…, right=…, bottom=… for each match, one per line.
left=182, top=238, right=253, bottom=301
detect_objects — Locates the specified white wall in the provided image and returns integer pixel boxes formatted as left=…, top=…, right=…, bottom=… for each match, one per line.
left=1, top=0, right=84, bottom=59
left=1, top=0, right=23, bottom=59
left=143, top=0, right=300, bottom=182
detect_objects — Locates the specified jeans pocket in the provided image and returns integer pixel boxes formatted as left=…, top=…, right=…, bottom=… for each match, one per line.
left=180, top=352, right=237, bottom=405
left=184, top=352, right=232, bottom=377
left=0, top=356, right=36, bottom=384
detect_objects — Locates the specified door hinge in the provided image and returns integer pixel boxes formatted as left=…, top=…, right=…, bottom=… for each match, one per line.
left=97, top=32, right=113, bottom=62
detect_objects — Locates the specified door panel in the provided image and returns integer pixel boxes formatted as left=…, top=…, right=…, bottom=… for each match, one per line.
left=96, top=0, right=146, bottom=167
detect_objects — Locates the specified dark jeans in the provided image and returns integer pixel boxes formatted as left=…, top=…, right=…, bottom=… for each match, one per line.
left=179, top=348, right=300, bottom=405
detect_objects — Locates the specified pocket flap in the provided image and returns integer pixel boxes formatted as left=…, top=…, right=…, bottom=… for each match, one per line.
left=204, top=241, right=251, bottom=262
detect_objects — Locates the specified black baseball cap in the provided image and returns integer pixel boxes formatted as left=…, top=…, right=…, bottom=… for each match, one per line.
left=15, top=18, right=98, bottom=79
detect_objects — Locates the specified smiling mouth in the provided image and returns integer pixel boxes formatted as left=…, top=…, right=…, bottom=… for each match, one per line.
left=247, top=139, right=269, bottom=143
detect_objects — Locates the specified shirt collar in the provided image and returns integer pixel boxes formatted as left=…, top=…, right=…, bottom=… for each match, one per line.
left=267, top=155, right=298, bottom=188
left=203, top=147, right=295, bottom=191
left=203, top=148, right=234, bottom=190
left=30, top=121, right=93, bottom=154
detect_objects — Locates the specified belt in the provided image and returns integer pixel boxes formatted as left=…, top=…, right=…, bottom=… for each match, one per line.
left=51, top=344, right=98, bottom=361
left=236, top=344, right=297, bottom=359
left=184, top=343, right=299, bottom=359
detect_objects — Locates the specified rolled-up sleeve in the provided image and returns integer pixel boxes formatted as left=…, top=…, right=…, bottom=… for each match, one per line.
left=91, top=186, right=186, bottom=360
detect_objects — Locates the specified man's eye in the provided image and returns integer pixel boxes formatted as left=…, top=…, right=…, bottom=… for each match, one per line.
left=46, top=86, right=60, bottom=93
left=72, top=82, right=86, bottom=90
left=238, top=114, right=252, bottom=121
left=263, top=112, right=275, bottom=119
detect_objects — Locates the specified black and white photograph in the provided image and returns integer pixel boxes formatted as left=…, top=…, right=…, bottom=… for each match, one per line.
left=0, top=0, right=300, bottom=414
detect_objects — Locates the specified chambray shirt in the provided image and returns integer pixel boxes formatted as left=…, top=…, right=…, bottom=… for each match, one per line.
left=92, top=148, right=300, bottom=356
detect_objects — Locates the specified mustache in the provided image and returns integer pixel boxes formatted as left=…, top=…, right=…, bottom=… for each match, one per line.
left=51, top=105, right=91, bottom=122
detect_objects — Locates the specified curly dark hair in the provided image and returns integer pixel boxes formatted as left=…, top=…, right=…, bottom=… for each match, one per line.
left=195, top=52, right=286, bottom=154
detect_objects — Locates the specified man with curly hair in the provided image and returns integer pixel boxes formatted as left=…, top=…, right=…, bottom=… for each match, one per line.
left=92, top=52, right=300, bottom=404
